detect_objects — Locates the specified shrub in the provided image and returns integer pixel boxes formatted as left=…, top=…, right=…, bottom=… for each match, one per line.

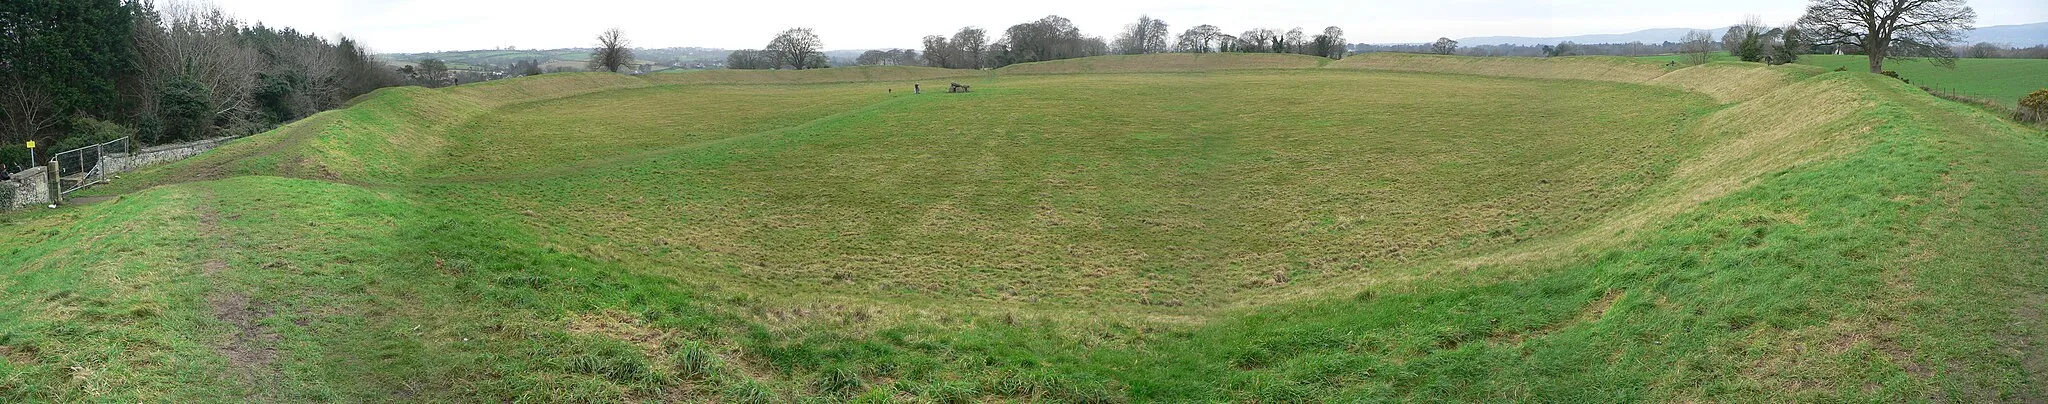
left=2020, top=89, right=2048, bottom=125
left=0, top=144, right=29, bottom=172
left=54, top=116, right=131, bottom=151
left=254, top=73, right=301, bottom=124
left=1880, top=71, right=1909, bottom=84
left=157, top=75, right=215, bottom=144
left=1834, top=66, right=1848, bottom=72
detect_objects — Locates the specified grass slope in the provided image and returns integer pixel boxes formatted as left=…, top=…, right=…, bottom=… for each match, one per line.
left=1331, top=53, right=1674, bottom=83
left=1637, top=52, right=2048, bottom=106
left=6, top=54, right=2046, bottom=401
left=442, top=70, right=1715, bottom=308
left=1797, top=54, right=2048, bottom=107
left=996, top=53, right=1328, bottom=74
left=647, top=65, right=980, bottom=86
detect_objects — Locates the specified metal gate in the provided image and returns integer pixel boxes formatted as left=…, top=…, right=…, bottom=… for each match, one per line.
left=52, top=137, right=128, bottom=195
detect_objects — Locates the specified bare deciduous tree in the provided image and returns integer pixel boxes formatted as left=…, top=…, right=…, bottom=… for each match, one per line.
left=1236, top=29, right=1278, bottom=53
left=1723, top=16, right=1778, bottom=63
left=1282, top=28, right=1307, bottom=54
left=589, top=28, right=635, bottom=73
left=1796, top=0, right=1975, bottom=73
left=767, top=28, right=825, bottom=70
left=1431, top=37, right=1460, bottom=55
left=1112, top=15, right=1171, bottom=55
left=1966, top=42, right=2005, bottom=58
left=725, top=49, right=775, bottom=70
left=998, top=15, right=1102, bottom=65
left=1175, top=25, right=1224, bottom=53
left=952, top=27, right=988, bottom=69
left=1681, top=30, right=1716, bottom=65
left=1313, top=26, right=1348, bottom=59
left=135, top=2, right=263, bottom=137
left=1775, top=26, right=1808, bottom=64
left=921, top=35, right=954, bottom=68
left=0, top=73, right=62, bottom=147
left=1723, top=17, right=1765, bottom=54
left=856, top=49, right=922, bottom=66
left=414, top=59, right=453, bottom=86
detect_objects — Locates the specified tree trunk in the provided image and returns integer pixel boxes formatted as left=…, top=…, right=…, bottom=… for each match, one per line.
left=1866, top=35, right=1885, bottom=73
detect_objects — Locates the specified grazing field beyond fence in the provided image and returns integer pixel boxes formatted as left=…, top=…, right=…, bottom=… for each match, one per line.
left=1795, top=54, right=2048, bottom=107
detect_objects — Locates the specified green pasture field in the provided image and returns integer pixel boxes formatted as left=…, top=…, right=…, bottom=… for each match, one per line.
left=1638, top=52, right=2048, bottom=106
left=4, top=54, right=2047, bottom=401
left=433, top=70, right=1717, bottom=310
left=1797, top=54, right=2048, bottom=107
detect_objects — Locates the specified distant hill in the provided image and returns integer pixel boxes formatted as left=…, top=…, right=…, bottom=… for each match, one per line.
left=1967, top=22, right=2048, bottom=47
left=1457, top=28, right=1711, bottom=46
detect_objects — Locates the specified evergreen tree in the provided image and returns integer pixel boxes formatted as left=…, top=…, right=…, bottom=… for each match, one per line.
left=0, top=0, right=137, bottom=141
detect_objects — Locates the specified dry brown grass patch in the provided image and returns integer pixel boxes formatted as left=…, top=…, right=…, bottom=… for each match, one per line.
left=567, top=310, right=673, bottom=353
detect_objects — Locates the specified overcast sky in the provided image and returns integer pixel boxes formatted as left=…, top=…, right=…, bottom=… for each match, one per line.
left=207, top=0, right=2046, bottom=53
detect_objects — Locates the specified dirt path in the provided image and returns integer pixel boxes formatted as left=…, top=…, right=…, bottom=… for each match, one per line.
left=84, top=114, right=336, bottom=198
left=192, top=190, right=282, bottom=400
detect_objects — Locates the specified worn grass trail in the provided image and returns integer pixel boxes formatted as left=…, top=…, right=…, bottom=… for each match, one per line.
left=3, top=55, right=2046, bottom=401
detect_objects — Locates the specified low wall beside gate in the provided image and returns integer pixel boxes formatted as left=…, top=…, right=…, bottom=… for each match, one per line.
left=104, top=136, right=236, bottom=174
left=1, top=136, right=236, bottom=212
left=2, top=166, right=51, bottom=211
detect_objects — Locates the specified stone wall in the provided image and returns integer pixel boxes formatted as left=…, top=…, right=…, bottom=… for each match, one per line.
left=0, top=136, right=234, bottom=212
left=104, top=136, right=236, bottom=175
left=2, top=166, right=51, bottom=211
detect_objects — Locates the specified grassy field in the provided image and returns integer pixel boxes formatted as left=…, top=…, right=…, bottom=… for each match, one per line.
left=1797, top=54, right=2048, bottom=107
left=5, top=54, right=2047, bottom=401
left=436, top=70, right=1716, bottom=309
left=1637, top=52, right=2048, bottom=106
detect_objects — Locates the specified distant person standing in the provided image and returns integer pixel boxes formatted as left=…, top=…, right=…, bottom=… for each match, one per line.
left=914, top=83, right=921, bottom=94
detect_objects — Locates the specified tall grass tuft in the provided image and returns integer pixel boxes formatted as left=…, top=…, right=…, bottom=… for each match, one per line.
left=815, top=366, right=864, bottom=395
left=564, top=344, right=650, bottom=383
left=674, top=344, right=720, bottom=379
left=721, top=378, right=776, bottom=404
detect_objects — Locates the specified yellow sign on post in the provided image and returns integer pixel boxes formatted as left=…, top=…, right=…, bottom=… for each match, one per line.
left=24, top=140, right=32, bottom=149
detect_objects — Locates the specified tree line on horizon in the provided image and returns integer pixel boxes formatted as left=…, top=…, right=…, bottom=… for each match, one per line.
left=719, top=15, right=1351, bottom=71
left=704, top=1, right=2011, bottom=72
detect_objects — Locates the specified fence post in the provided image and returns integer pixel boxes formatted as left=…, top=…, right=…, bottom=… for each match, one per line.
left=46, top=158, right=59, bottom=208
left=97, top=142, right=107, bottom=184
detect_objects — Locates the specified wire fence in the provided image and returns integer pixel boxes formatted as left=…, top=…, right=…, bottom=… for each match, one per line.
left=1920, top=86, right=2046, bottom=129
left=52, top=137, right=128, bottom=195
